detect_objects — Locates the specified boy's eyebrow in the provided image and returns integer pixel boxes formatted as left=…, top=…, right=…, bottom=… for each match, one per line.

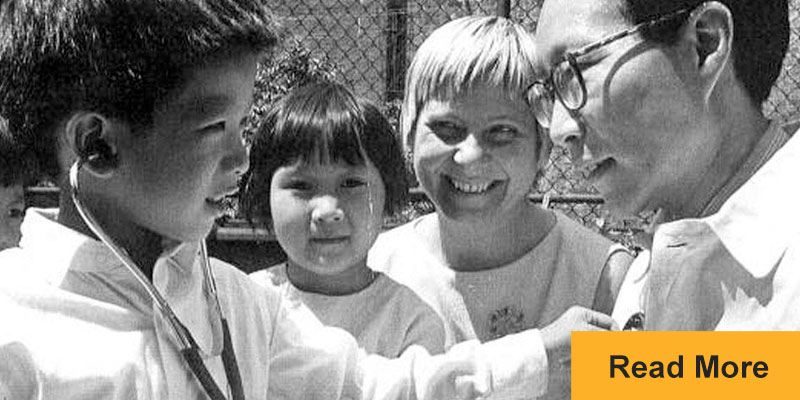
left=177, top=94, right=235, bottom=124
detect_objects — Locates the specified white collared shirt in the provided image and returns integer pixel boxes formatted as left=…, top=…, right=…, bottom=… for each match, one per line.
left=613, top=122, right=800, bottom=330
left=0, top=209, right=550, bottom=399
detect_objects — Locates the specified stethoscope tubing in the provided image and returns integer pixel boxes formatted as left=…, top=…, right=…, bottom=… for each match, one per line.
left=68, top=160, right=244, bottom=400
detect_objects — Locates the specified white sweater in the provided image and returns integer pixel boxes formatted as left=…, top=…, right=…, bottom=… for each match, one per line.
left=251, top=264, right=445, bottom=357
left=0, top=209, right=550, bottom=399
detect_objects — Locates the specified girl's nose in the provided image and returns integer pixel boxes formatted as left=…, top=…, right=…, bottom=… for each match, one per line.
left=311, top=196, right=345, bottom=224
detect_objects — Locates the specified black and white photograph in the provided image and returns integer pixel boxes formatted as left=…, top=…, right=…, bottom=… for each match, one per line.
left=0, top=0, right=798, bottom=398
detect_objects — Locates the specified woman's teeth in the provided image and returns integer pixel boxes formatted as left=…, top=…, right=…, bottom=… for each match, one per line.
left=450, top=178, right=491, bottom=194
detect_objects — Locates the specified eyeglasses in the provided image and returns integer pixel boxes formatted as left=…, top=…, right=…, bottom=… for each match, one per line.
left=527, top=7, right=692, bottom=128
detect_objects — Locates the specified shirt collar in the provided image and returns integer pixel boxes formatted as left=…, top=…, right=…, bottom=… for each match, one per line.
left=18, top=208, right=199, bottom=281
left=657, top=121, right=798, bottom=278
left=18, top=208, right=122, bottom=284
left=704, top=122, right=798, bottom=277
left=700, top=120, right=790, bottom=217
left=16, top=208, right=222, bottom=354
left=647, top=120, right=788, bottom=227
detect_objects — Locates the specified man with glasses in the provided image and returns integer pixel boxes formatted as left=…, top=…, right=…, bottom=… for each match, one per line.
left=531, top=0, right=799, bottom=331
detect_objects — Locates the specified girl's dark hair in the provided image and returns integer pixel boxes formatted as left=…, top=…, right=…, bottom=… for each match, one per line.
left=242, top=82, right=408, bottom=224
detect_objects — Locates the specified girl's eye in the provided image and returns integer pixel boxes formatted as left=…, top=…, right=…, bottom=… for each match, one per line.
left=487, top=125, right=520, bottom=145
left=7, top=208, right=23, bottom=219
left=342, top=178, right=367, bottom=189
left=427, top=120, right=466, bottom=144
left=285, top=180, right=313, bottom=191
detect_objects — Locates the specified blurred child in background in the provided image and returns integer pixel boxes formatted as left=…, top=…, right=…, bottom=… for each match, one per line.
left=0, top=117, right=32, bottom=251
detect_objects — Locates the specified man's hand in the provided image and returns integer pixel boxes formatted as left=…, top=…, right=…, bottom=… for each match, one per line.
left=540, top=306, right=618, bottom=397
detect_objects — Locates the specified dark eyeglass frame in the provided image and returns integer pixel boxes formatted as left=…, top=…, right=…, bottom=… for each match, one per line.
left=527, top=7, right=693, bottom=128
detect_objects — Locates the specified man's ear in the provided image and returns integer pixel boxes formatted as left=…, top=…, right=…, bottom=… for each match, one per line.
left=64, top=112, right=120, bottom=178
left=684, top=1, right=734, bottom=102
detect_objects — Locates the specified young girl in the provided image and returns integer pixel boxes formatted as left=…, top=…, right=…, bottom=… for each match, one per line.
left=243, top=81, right=445, bottom=357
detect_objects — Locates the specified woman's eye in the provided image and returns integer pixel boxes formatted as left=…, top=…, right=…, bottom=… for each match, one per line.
left=427, top=121, right=466, bottom=143
left=488, top=125, right=520, bottom=144
left=342, top=178, right=367, bottom=189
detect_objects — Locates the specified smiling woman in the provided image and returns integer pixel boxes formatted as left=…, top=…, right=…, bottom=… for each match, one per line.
left=412, top=83, right=541, bottom=225
left=369, top=15, right=634, bottom=399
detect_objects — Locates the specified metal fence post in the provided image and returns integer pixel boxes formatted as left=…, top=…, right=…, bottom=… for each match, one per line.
left=497, top=0, right=511, bottom=18
left=385, top=0, right=408, bottom=101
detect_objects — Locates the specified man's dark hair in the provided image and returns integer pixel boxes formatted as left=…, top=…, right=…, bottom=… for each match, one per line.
left=0, top=0, right=281, bottom=179
left=621, top=0, right=789, bottom=106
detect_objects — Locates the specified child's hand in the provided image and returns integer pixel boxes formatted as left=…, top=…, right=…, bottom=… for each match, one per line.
left=540, top=306, right=618, bottom=396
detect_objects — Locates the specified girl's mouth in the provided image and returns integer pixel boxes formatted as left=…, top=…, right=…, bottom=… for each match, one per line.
left=310, top=236, right=349, bottom=245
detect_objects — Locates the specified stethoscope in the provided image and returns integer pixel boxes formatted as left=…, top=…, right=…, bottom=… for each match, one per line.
left=69, top=159, right=245, bottom=400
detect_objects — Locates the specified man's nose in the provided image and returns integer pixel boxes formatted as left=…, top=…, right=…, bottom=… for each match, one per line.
left=548, top=101, right=584, bottom=161
left=311, top=195, right=345, bottom=224
left=452, top=134, right=485, bottom=165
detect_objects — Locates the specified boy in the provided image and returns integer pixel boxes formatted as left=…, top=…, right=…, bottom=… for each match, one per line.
left=0, top=1, right=614, bottom=399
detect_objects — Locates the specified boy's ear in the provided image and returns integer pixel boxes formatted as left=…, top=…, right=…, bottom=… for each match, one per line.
left=65, top=112, right=120, bottom=178
left=683, top=1, right=733, bottom=102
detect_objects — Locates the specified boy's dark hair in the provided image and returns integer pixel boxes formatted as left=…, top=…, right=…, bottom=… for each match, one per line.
left=0, top=0, right=281, bottom=179
left=621, top=0, right=789, bottom=106
left=0, top=116, right=36, bottom=187
left=242, top=82, right=409, bottom=224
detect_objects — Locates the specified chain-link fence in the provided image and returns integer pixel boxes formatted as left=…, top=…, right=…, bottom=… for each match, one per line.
left=276, top=0, right=800, bottom=118
left=257, top=0, right=800, bottom=246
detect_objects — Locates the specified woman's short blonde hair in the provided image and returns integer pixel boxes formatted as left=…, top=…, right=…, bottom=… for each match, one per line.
left=400, top=16, right=539, bottom=150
